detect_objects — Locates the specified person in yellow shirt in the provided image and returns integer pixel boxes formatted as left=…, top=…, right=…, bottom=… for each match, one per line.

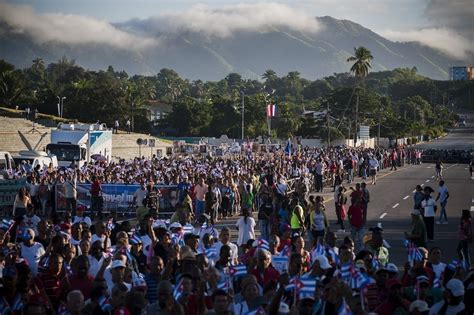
left=290, top=196, right=305, bottom=236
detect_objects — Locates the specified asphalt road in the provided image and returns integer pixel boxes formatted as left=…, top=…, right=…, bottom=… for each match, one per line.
left=218, top=132, right=474, bottom=267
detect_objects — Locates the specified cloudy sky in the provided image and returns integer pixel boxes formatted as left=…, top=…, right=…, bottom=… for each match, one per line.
left=1, top=0, right=473, bottom=59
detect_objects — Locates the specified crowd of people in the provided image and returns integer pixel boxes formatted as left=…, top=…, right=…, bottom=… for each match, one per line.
left=1, top=145, right=473, bottom=315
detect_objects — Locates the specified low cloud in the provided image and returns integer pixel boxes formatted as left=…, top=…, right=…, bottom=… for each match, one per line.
left=126, top=3, right=321, bottom=38
left=0, top=3, right=159, bottom=50
left=380, top=28, right=472, bottom=60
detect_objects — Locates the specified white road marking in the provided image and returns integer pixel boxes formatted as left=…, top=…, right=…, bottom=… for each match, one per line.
left=472, top=198, right=474, bottom=203
left=471, top=206, right=474, bottom=212
left=425, top=179, right=430, bottom=183
left=421, top=184, right=425, bottom=187
left=403, top=195, right=410, bottom=200
left=431, top=176, right=435, bottom=178
left=412, top=190, right=416, bottom=193
left=427, top=166, right=431, bottom=169
left=380, top=213, right=387, bottom=219
left=392, top=203, right=399, bottom=208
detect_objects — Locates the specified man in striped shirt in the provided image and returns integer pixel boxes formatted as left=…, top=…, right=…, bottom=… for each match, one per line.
left=38, top=253, right=64, bottom=311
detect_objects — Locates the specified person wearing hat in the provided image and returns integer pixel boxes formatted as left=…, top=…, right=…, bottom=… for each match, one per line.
left=406, top=209, right=427, bottom=248
left=429, top=278, right=466, bottom=314
left=20, top=228, right=45, bottom=277
left=402, top=275, right=443, bottom=308
left=410, top=300, right=430, bottom=314
left=366, top=226, right=390, bottom=266
left=303, top=255, right=332, bottom=279
left=375, top=278, right=411, bottom=314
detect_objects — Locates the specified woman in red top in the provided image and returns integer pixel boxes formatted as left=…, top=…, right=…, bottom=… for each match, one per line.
left=457, top=209, right=472, bottom=267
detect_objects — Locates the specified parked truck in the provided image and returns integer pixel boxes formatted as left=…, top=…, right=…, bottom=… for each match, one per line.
left=46, top=123, right=112, bottom=167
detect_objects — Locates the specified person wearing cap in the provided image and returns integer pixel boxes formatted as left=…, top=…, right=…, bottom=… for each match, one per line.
left=130, top=235, right=147, bottom=274
left=20, top=228, right=45, bottom=277
left=366, top=226, right=390, bottom=266
left=409, top=300, right=430, bottom=315
left=290, top=196, right=305, bottom=236
left=374, top=278, right=411, bottom=314
left=429, top=278, right=466, bottom=314
left=402, top=275, right=443, bottom=308
left=407, top=209, right=427, bottom=248
left=303, top=254, right=332, bottom=279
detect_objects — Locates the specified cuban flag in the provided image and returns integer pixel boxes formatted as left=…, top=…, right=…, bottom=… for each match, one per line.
left=173, top=278, right=184, bottom=300
left=371, top=256, right=380, bottom=270
left=327, top=248, right=340, bottom=266
left=257, top=239, right=270, bottom=251
left=11, top=295, right=23, bottom=311
left=183, top=224, right=194, bottom=235
left=267, top=104, right=277, bottom=117
left=217, top=279, right=229, bottom=291
left=129, top=234, right=142, bottom=245
left=311, top=242, right=326, bottom=258
left=106, top=218, right=115, bottom=231
left=272, top=255, right=289, bottom=273
left=229, top=264, right=247, bottom=278
left=433, top=277, right=442, bottom=288
left=98, top=296, right=112, bottom=312
left=280, top=245, right=291, bottom=257
left=299, top=279, right=317, bottom=299
left=0, top=219, right=15, bottom=232
left=284, top=139, right=292, bottom=155
left=447, top=259, right=469, bottom=271
left=337, top=298, right=353, bottom=315
left=285, top=276, right=304, bottom=292
left=205, top=247, right=218, bottom=260
left=350, top=268, right=370, bottom=289
left=340, top=262, right=353, bottom=280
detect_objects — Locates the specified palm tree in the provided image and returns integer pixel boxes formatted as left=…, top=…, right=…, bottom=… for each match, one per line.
left=346, top=46, right=374, bottom=144
left=347, top=46, right=373, bottom=79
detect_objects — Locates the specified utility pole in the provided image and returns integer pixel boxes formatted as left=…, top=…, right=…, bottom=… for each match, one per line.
left=354, top=94, right=359, bottom=147
left=241, top=91, right=245, bottom=139
left=326, top=101, right=330, bottom=146
left=377, top=107, right=382, bottom=147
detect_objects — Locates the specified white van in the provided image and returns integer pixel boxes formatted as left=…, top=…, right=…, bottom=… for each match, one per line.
left=0, top=151, right=15, bottom=170
left=13, top=150, right=58, bottom=170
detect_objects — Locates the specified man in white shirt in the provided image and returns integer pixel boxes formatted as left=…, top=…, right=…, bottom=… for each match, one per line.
left=64, top=172, right=77, bottom=216
left=72, top=206, right=92, bottom=228
left=421, top=187, right=436, bottom=242
left=133, top=183, right=148, bottom=208
left=91, top=222, right=111, bottom=249
left=368, top=155, right=380, bottom=185
left=88, top=240, right=108, bottom=277
left=23, top=205, right=41, bottom=234
left=20, top=228, right=45, bottom=277
left=212, top=227, right=238, bottom=265
left=436, top=180, right=449, bottom=224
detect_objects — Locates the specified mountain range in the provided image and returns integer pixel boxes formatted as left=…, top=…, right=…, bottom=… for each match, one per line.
left=0, top=16, right=465, bottom=81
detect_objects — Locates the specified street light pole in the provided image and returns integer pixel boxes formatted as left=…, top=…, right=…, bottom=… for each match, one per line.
left=61, top=97, right=66, bottom=118
left=241, top=91, right=245, bottom=139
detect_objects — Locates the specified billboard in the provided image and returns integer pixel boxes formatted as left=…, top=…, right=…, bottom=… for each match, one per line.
left=0, top=178, right=27, bottom=207
left=55, top=183, right=179, bottom=214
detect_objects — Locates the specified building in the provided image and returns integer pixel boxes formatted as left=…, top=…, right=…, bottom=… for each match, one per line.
left=146, top=100, right=172, bottom=127
left=449, top=66, right=474, bottom=81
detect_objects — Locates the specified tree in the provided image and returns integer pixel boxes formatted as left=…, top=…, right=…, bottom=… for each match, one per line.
left=126, top=77, right=156, bottom=132
left=347, top=46, right=374, bottom=143
left=347, top=47, right=374, bottom=79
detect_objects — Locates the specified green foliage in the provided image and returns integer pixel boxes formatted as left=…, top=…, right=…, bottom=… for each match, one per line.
left=0, top=56, right=469, bottom=138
